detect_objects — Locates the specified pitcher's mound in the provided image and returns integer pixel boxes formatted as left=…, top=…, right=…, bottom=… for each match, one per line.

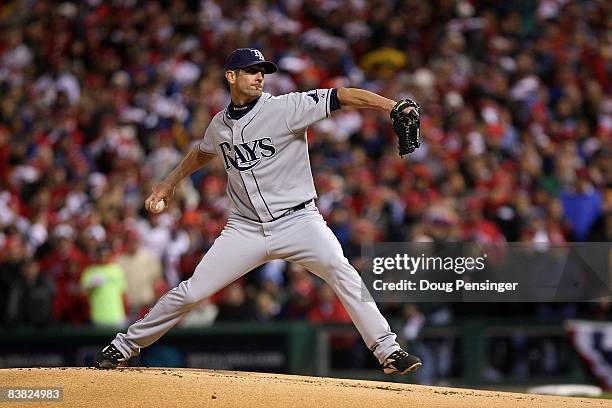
left=1, top=367, right=609, bottom=407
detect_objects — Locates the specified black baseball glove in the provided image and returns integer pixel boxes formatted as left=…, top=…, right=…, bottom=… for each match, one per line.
left=390, top=99, right=421, bottom=156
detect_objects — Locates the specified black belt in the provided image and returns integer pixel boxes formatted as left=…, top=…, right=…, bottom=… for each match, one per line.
left=281, top=199, right=313, bottom=217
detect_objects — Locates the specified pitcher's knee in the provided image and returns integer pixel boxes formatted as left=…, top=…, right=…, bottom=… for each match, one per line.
left=182, top=279, right=214, bottom=305
left=319, top=254, right=350, bottom=275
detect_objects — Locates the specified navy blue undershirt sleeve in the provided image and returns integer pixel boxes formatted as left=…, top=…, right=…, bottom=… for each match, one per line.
left=330, top=88, right=341, bottom=111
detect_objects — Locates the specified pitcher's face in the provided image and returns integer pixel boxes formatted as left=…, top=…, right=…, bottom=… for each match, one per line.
left=227, top=65, right=265, bottom=99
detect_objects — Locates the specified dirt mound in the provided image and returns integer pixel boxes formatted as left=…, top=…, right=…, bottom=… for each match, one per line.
left=1, top=368, right=608, bottom=407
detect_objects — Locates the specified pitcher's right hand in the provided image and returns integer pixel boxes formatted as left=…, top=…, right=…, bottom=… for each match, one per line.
left=145, top=181, right=175, bottom=213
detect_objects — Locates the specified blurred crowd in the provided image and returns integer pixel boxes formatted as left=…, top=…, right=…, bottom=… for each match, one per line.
left=0, top=0, right=610, bottom=329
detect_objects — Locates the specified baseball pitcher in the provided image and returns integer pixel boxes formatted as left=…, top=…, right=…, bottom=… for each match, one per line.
left=95, top=48, right=422, bottom=375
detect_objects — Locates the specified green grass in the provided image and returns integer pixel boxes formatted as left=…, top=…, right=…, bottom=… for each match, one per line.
left=601, top=392, right=612, bottom=399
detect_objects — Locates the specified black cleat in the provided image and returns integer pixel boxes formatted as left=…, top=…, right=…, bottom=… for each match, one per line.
left=382, top=349, right=422, bottom=374
left=95, top=344, right=127, bottom=369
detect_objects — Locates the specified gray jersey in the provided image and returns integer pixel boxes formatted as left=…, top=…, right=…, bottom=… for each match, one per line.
left=199, top=90, right=333, bottom=222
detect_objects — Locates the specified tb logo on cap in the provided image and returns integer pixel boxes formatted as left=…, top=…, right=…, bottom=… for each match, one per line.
left=250, top=49, right=264, bottom=61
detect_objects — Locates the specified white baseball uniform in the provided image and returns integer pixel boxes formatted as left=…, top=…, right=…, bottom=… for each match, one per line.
left=112, top=90, right=402, bottom=364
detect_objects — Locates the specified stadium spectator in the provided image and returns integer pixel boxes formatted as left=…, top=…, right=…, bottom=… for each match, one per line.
left=308, top=283, right=360, bottom=361
left=38, top=224, right=90, bottom=325
left=0, top=236, right=27, bottom=325
left=214, top=282, right=255, bottom=322
left=307, top=283, right=351, bottom=323
left=280, top=264, right=315, bottom=320
left=254, top=292, right=281, bottom=322
left=4, top=260, right=54, bottom=327
left=80, top=243, right=127, bottom=327
left=560, top=169, right=604, bottom=241
left=116, top=229, right=165, bottom=321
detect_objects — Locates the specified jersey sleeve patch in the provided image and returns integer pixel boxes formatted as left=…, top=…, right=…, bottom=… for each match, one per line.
left=286, top=89, right=332, bottom=132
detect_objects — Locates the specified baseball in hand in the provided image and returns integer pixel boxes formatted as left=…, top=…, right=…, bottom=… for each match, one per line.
left=153, top=199, right=166, bottom=213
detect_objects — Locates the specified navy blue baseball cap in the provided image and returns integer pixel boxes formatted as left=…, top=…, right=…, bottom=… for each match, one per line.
left=225, top=48, right=278, bottom=74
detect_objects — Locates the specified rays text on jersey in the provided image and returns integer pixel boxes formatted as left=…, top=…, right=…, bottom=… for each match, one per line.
left=219, top=138, right=277, bottom=171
